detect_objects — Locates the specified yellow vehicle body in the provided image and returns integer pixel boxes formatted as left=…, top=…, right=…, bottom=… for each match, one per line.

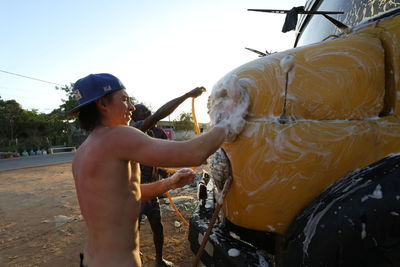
left=218, top=14, right=400, bottom=234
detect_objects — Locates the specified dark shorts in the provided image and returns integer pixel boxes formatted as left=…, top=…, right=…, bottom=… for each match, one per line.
left=140, top=198, right=161, bottom=220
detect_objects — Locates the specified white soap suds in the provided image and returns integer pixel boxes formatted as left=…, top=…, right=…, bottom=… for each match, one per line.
left=303, top=179, right=373, bottom=255
left=228, top=248, right=240, bottom=257
left=362, top=184, right=383, bottom=202
left=256, top=250, right=270, bottom=267
left=210, top=232, right=220, bottom=245
left=267, top=225, right=276, bottom=231
left=370, top=184, right=383, bottom=199
left=280, top=55, right=295, bottom=73
left=229, top=232, right=241, bottom=240
left=361, top=223, right=367, bottom=239
left=209, top=74, right=250, bottom=142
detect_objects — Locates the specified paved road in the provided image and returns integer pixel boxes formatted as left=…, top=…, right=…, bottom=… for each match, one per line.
left=0, top=152, right=75, bottom=171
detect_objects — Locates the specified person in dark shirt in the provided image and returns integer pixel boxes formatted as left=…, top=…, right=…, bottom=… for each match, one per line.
left=132, top=87, right=204, bottom=267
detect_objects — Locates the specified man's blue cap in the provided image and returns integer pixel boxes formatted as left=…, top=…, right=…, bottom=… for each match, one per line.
left=67, top=73, right=125, bottom=117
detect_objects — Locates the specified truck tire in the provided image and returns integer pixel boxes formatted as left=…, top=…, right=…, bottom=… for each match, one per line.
left=277, top=154, right=400, bottom=267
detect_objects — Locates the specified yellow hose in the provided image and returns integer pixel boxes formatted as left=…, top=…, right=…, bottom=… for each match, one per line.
left=165, top=94, right=204, bottom=226
left=165, top=191, right=189, bottom=226
left=192, top=97, right=201, bottom=136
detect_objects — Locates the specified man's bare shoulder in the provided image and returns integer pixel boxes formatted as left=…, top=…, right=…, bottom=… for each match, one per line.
left=95, top=125, right=145, bottom=141
left=108, top=125, right=147, bottom=142
left=94, top=125, right=151, bottom=159
left=74, top=126, right=148, bottom=168
left=76, top=126, right=144, bottom=154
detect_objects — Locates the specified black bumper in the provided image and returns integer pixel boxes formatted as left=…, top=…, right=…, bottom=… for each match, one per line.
left=188, top=201, right=273, bottom=267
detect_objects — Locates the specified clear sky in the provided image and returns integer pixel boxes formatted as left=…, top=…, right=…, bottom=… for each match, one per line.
left=1, top=0, right=305, bottom=123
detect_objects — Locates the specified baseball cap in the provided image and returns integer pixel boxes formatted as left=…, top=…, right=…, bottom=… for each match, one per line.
left=67, top=73, right=125, bottom=117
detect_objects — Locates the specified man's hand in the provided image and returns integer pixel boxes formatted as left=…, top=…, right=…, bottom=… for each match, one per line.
left=141, top=168, right=195, bottom=202
left=186, top=87, right=206, bottom=98
left=208, top=75, right=250, bottom=142
left=168, top=168, right=196, bottom=189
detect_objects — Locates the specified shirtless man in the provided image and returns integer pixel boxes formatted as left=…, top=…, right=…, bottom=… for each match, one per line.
left=68, top=73, right=238, bottom=267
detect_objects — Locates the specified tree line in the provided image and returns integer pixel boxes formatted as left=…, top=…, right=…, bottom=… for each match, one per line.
left=0, top=84, right=80, bottom=153
left=0, top=84, right=195, bottom=154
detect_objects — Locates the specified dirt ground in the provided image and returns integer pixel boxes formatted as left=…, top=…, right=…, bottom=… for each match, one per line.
left=0, top=163, right=205, bottom=267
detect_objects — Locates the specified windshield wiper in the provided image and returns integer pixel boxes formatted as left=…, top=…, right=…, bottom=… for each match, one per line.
left=245, top=47, right=269, bottom=57
left=248, top=6, right=347, bottom=33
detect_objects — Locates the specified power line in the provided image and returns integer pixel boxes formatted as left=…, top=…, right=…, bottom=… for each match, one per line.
left=0, top=69, right=64, bottom=86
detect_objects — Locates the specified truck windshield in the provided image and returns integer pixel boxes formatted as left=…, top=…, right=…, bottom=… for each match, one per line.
left=296, top=0, right=400, bottom=47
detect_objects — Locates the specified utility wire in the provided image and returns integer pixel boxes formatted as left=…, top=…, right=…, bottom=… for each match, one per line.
left=0, top=69, right=64, bottom=87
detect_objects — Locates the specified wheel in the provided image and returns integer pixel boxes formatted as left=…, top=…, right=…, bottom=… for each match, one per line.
left=277, top=154, right=400, bottom=267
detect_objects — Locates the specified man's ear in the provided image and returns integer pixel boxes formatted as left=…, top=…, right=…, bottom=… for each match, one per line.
left=95, top=98, right=108, bottom=112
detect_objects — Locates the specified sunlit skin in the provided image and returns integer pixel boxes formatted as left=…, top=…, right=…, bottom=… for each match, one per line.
left=72, top=89, right=227, bottom=267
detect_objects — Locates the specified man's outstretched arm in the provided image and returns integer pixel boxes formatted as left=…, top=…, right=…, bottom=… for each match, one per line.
left=138, top=87, right=205, bottom=132
left=140, top=168, right=195, bottom=202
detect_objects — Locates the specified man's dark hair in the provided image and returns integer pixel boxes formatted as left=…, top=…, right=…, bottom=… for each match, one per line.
left=77, top=93, right=115, bottom=132
left=131, top=103, right=150, bottom=122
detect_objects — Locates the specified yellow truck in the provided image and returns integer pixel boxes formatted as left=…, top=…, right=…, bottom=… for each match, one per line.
left=189, top=0, right=400, bottom=266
